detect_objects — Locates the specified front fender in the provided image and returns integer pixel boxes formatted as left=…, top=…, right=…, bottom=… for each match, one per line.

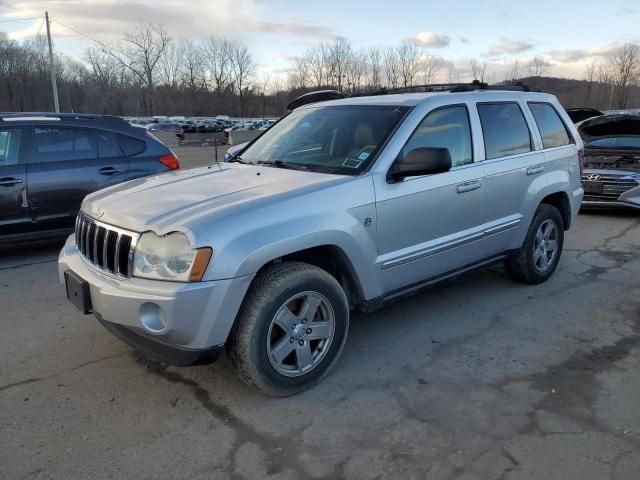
left=203, top=208, right=382, bottom=300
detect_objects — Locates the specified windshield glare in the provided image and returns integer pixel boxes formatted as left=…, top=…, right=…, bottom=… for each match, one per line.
left=239, top=105, right=408, bottom=175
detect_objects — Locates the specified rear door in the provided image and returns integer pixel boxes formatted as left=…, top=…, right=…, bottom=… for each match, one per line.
left=477, top=101, right=547, bottom=254
left=0, top=126, right=29, bottom=237
left=26, top=126, right=129, bottom=230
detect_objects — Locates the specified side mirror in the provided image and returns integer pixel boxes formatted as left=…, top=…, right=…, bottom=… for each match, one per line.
left=387, top=147, right=452, bottom=182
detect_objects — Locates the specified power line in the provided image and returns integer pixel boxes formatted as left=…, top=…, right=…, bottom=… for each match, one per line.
left=36, top=18, right=45, bottom=37
left=51, top=18, right=108, bottom=49
left=0, top=16, right=43, bottom=23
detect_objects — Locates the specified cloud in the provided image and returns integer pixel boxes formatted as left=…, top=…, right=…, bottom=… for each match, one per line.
left=547, top=45, right=618, bottom=63
left=486, top=38, right=534, bottom=56
left=615, top=8, right=635, bottom=16
left=459, top=37, right=469, bottom=44
left=408, top=32, right=450, bottom=49
left=2, top=0, right=335, bottom=42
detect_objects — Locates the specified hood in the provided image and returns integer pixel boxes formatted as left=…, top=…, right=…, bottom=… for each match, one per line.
left=578, top=114, right=640, bottom=139
left=566, top=108, right=603, bottom=124
left=82, top=164, right=348, bottom=234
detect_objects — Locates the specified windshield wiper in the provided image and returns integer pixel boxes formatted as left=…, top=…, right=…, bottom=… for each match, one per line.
left=230, top=155, right=251, bottom=165
left=256, top=160, right=308, bottom=171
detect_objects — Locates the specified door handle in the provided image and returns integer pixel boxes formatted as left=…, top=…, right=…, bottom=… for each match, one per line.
left=99, top=167, right=121, bottom=175
left=526, top=165, right=544, bottom=176
left=456, top=180, right=481, bottom=194
left=0, top=177, right=23, bottom=187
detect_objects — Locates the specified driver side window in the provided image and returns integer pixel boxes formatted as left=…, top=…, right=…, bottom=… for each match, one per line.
left=403, top=106, right=473, bottom=167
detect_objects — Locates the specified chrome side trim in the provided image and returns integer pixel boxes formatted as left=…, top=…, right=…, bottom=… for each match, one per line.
left=381, top=219, right=521, bottom=270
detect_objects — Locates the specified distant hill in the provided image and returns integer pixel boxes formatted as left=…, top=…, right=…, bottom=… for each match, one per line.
left=515, top=76, right=640, bottom=110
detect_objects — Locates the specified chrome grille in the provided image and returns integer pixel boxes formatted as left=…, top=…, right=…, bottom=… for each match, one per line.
left=75, top=214, right=138, bottom=277
left=582, top=173, right=639, bottom=202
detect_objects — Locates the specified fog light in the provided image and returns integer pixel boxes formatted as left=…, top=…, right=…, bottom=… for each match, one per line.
left=139, top=302, right=167, bottom=333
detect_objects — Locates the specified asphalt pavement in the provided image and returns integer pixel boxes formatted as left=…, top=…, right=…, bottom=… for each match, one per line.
left=1, top=194, right=639, bottom=478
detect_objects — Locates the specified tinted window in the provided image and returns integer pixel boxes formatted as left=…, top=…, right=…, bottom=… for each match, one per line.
left=0, top=129, right=22, bottom=167
left=403, top=106, right=473, bottom=167
left=95, top=131, right=122, bottom=158
left=529, top=103, right=572, bottom=148
left=241, top=105, right=409, bottom=175
left=118, top=135, right=146, bottom=156
left=33, top=127, right=98, bottom=162
left=477, top=103, right=532, bottom=159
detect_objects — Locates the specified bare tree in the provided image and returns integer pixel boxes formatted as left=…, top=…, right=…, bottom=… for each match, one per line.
left=100, top=23, right=172, bottom=114
left=584, top=61, right=596, bottom=105
left=326, top=37, right=351, bottom=91
left=528, top=56, right=551, bottom=87
left=611, top=43, right=640, bottom=109
left=397, top=42, right=420, bottom=87
left=367, top=47, right=383, bottom=89
left=179, top=39, right=206, bottom=94
left=383, top=47, right=400, bottom=88
left=202, top=36, right=232, bottom=95
left=422, top=54, right=439, bottom=84
left=158, top=40, right=181, bottom=88
left=508, top=59, right=521, bottom=82
left=229, top=39, right=254, bottom=115
left=469, top=59, right=487, bottom=83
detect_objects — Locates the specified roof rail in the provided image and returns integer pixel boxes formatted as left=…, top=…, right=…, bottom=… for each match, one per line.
left=0, top=112, right=132, bottom=127
left=286, top=90, right=347, bottom=110
left=350, top=80, right=540, bottom=97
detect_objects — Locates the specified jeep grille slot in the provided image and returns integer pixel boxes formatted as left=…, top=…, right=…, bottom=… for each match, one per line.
left=75, top=214, right=137, bottom=277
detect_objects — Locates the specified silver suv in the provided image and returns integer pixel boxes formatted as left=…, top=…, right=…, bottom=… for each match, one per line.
left=59, top=86, right=584, bottom=396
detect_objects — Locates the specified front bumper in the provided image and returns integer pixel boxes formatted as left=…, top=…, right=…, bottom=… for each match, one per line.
left=58, top=235, right=254, bottom=362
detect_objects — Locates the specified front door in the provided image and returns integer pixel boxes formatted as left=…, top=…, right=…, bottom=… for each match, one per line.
left=0, top=127, right=29, bottom=237
left=26, top=126, right=129, bottom=232
left=374, top=105, right=487, bottom=294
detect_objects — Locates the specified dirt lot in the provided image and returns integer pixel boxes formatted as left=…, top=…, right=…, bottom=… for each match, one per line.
left=0, top=154, right=639, bottom=479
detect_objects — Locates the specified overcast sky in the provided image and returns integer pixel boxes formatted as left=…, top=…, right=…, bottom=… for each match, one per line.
left=1, top=0, right=639, bottom=82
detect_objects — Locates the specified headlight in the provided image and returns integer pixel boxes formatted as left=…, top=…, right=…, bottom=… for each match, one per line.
left=132, top=231, right=212, bottom=282
left=224, top=151, right=232, bottom=162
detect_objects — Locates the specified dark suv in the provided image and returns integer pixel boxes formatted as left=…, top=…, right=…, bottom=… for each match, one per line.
left=0, top=113, right=180, bottom=244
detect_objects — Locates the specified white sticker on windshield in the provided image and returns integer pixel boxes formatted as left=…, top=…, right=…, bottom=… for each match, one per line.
left=358, top=151, right=370, bottom=160
left=343, top=158, right=362, bottom=168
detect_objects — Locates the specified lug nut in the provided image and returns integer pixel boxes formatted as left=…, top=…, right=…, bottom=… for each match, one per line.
left=306, top=328, right=312, bottom=334
left=289, top=337, right=294, bottom=343
left=298, top=340, right=304, bottom=346
left=301, top=318, right=307, bottom=324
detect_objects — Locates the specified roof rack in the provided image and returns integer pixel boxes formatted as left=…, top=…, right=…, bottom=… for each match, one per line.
left=350, top=80, right=540, bottom=97
left=0, top=112, right=132, bottom=127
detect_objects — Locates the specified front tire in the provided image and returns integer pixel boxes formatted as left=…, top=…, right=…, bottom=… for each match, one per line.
left=229, top=262, right=349, bottom=396
left=504, top=204, right=564, bottom=284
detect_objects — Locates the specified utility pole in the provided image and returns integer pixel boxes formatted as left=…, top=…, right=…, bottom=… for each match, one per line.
left=45, top=11, right=60, bottom=113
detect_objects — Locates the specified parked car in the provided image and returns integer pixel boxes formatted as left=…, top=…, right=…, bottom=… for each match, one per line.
left=577, top=114, right=640, bottom=209
left=566, top=108, right=603, bottom=124
left=195, top=120, right=216, bottom=133
left=224, top=122, right=247, bottom=137
left=59, top=85, right=583, bottom=396
left=0, top=113, right=179, bottom=244
left=223, top=142, right=248, bottom=161
left=180, top=120, right=197, bottom=133
left=149, top=122, right=185, bottom=142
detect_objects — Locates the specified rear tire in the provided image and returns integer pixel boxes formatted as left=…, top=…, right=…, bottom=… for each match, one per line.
left=504, top=204, right=564, bottom=284
left=229, top=262, right=349, bottom=397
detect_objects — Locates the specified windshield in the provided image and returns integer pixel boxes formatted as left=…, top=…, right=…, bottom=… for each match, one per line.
left=585, top=136, right=640, bottom=150
left=239, top=105, right=409, bottom=175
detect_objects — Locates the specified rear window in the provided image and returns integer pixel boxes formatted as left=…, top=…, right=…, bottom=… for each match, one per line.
left=0, top=128, right=22, bottom=166
left=118, top=134, right=146, bottom=156
left=477, top=103, right=532, bottom=160
left=33, top=127, right=98, bottom=162
left=528, top=103, right=572, bottom=149
left=96, top=131, right=123, bottom=158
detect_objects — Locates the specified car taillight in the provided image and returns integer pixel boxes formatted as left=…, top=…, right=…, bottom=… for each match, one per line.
left=160, top=153, right=180, bottom=170
left=578, top=148, right=584, bottom=177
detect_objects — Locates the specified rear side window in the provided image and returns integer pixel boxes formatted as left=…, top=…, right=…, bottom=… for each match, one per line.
left=118, top=134, right=146, bottom=156
left=477, top=103, right=532, bottom=160
left=403, top=106, right=473, bottom=167
left=0, top=128, right=22, bottom=166
left=528, top=103, right=572, bottom=149
left=95, top=131, right=123, bottom=158
left=33, top=127, right=98, bottom=162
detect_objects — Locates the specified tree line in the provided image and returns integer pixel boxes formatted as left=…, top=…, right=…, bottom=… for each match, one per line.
left=1, top=24, right=639, bottom=117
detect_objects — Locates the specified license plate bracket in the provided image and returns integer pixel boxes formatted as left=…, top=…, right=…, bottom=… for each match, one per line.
left=64, top=271, right=92, bottom=314
left=583, top=181, right=603, bottom=194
